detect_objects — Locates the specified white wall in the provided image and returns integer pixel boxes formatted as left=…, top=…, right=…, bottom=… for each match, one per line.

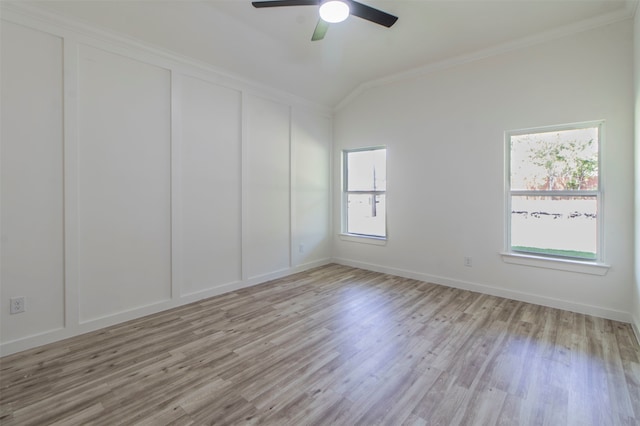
left=633, top=7, right=640, bottom=339
left=179, top=75, right=242, bottom=296
left=244, top=95, right=292, bottom=279
left=334, top=20, right=635, bottom=321
left=0, top=9, right=332, bottom=355
left=1, top=22, right=65, bottom=341
left=2, top=4, right=634, bottom=356
left=77, top=45, right=173, bottom=322
left=292, top=109, right=332, bottom=266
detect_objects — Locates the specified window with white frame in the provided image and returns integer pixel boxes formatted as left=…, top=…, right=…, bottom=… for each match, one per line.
left=343, top=147, right=387, bottom=238
left=506, top=121, right=602, bottom=261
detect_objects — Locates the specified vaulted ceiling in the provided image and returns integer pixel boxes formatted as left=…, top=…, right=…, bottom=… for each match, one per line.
left=29, top=0, right=636, bottom=107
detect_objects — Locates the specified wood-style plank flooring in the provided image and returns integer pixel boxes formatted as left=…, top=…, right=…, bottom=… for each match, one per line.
left=1, top=264, right=639, bottom=425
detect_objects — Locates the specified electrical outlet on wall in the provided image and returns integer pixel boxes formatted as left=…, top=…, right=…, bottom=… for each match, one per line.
left=464, top=257, right=473, bottom=267
left=10, top=297, right=25, bottom=314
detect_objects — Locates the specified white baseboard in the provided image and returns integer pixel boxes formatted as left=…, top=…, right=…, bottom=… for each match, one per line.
left=632, top=316, right=640, bottom=347
left=3, top=257, right=631, bottom=357
left=332, top=257, right=632, bottom=324
left=0, top=258, right=332, bottom=357
left=245, top=258, right=331, bottom=287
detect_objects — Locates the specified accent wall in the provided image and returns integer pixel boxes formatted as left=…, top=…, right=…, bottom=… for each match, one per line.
left=0, top=8, right=332, bottom=356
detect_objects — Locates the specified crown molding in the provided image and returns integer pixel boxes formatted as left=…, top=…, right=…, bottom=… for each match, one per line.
left=0, top=1, right=333, bottom=115
left=335, top=6, right=635, bottom=111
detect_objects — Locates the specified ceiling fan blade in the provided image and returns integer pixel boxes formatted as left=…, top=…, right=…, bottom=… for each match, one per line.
left=252, top=0, right=318, bottom=8
left=311, top=18, right=330, bottom=41
left=348, top=0, right=398, bottom=27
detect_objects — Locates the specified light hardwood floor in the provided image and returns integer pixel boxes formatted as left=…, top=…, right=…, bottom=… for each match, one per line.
left=1, top=264, right=639, bottom=425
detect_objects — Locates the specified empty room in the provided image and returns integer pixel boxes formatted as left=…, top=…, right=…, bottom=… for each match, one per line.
left=1, top=0, right=639, bottom=424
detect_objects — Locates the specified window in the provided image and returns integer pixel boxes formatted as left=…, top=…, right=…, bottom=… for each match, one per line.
left=506, top=122, right=602, bottom=262
left=343, top=147, right=387, bottom=238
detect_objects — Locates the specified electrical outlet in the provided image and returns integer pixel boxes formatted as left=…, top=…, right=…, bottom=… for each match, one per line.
left=299, top=244, right=305, bottom=254
left=10, top=297, right=25, bottom=314
left=464, top=257, right=473, bottom=267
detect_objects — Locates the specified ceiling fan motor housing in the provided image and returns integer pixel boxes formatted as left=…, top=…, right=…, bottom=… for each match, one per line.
left=252, top=0, right=398, bottom=40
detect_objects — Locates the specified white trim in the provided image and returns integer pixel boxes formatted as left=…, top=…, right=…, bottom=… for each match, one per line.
left=0, top=258, right=332, bottom=357
left=632, top=315, right=640, bottom=347
left=3, top=1, right=632, bottom=114
left=0, top=2, right=331, bottom=116
left=170, top=71, right=183, bottom=298
left=245, top=258, right=331, bottom=286
left=0, top=5, right=334, bottom=357
left=500, top=252, right=609, bottom=276
left=338, top=233, right=387, bottom=246
left=0, top=282, right=243, bottom=357
left=240, top=92, right=249, bottom=282
left=288, top=105, right=294, bottom=268
left=333, top=257, right=629, bottom=323
left=63, top=32, right=80, bottom=330
left=1, top=256, right=629, bottom=356
left=341, top=147, right=388, bottom=238
left=328, top=118, right=336, bottom=255
left=504, top=120, right=605, bottom=265
left=335, top=8, right=634, bottom=110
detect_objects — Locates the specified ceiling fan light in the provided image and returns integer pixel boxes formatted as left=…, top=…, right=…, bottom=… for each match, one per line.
left=319, top=0, right=350, bottom=23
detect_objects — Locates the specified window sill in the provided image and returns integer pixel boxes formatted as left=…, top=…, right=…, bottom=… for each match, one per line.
left=501, top=252, right=609, bottom=276
left=339, top=233, right=387, bottom=246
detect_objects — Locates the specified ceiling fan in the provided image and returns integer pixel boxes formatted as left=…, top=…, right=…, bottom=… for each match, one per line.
left=251, top=0, right=398, bottom=41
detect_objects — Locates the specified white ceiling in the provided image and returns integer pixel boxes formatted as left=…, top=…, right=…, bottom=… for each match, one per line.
left=27, top=0, right=635, bottom=107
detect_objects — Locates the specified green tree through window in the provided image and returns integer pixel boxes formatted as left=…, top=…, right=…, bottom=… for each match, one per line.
left=507, top=122, right=602, bottom=261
